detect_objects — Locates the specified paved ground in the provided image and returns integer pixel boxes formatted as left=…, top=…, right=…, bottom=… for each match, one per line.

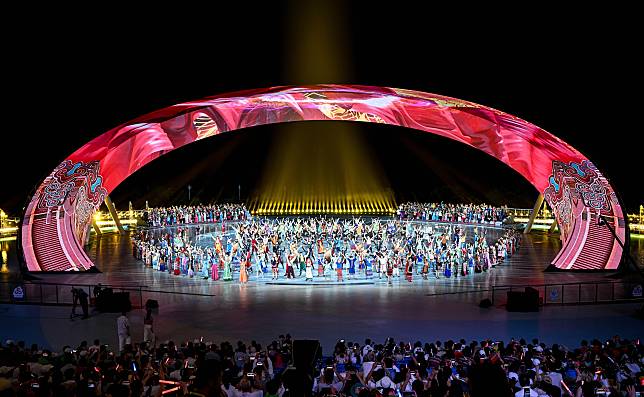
left=1, top=228, right=642, bottom=353
left=1, top=295, right=642, bottom=354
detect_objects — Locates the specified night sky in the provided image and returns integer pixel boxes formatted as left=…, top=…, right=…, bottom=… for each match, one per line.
left=3, top=4, right=642, bottom=215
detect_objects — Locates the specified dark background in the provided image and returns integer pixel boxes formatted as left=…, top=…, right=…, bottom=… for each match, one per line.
left=3, top=4, right=641, bottom=215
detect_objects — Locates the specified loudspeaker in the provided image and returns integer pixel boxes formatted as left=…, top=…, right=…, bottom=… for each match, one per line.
left=96, top=291, right=131, bottom=313
left=506, top=291, right=525, bottom=312
left=479, top=298, right=492, bottom=308
left=292, top=339, right=322, bottom=372
left=523, top=287, right=540, bottom=311
left=506, top=289, right=539, bottom=312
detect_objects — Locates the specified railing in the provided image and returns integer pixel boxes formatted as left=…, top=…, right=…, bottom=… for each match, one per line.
left=425, top=280, right=644, bottom=307
left=2, top=279, right=642, bottom=309
left=6, top=205, right=644, bottom=237
left=506, top=207, right=554, bottom=220
left=0, top=281, right=216, bottom=308
left=0, top=216, right=20, bottom=236
left=491, top=280, right=644, bottom=306
left=0, top=281, right=147, bottom=308
left=116, top=209, right=146, bottom=219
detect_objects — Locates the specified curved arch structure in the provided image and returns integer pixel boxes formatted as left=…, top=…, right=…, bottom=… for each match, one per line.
left=21, top=85, right=626, bottom=271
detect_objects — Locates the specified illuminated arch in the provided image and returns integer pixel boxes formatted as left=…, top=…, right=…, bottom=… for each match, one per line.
left=21, top=85, right=627, bottom=271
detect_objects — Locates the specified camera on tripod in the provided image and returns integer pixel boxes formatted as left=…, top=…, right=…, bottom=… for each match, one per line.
left=70, top=287, right=89, bottom=319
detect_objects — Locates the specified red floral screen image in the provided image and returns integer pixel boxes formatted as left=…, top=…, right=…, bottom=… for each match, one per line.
left=21, top=85, right=626, bottom=272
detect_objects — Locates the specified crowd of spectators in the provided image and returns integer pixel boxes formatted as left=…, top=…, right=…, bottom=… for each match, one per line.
left=1, top=334, right=642, bottom=397
left=398, top=203, right=509, bottom=224
left=144, top=203, right=511, bottom=229
left=145, top=205, right=251, bottom=228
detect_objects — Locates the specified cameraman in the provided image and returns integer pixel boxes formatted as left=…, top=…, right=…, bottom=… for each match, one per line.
left=78, top=288, right=89, bottom=319
left=70, top=287, right=89, bottom=319
left=71, top=288, right=79, bottom=317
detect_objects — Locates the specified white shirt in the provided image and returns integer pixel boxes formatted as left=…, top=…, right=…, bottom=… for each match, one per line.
left=221, top=385, right=235, bottom=397
left=117, top=315, right=130, bottom=336
left=362, top=361, right=375, bottom=376
left=514, top=387, right=539, bottom=397
left=314, top=380, right=342, bottom=394
left=253, top=360, right=273, bottom=378
left=626, top=362, right=641, bottom=373
left=546, top=372, right=562, bottom=391
left=368, top=376, right=395, bottom=389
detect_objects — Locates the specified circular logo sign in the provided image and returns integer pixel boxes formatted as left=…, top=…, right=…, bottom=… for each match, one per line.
left=12, top=285, right=25, bottom=301
left=549, top=288, right=560, bottom=302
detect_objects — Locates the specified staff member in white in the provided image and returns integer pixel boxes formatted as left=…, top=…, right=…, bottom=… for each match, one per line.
left=116, top=311, right=131, bottom=352
left=515, top=374, right=539, bottom=397
left=143, top=308, right=155, bottom=347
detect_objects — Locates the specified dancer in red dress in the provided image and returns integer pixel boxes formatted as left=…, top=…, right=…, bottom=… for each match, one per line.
left=211, top=254, right=220, bottom=281
left=386, top=257, right=394, bottom=285
left=405, top=255, right=414, bottom=282
left=335, top=253, right=345, bottom=282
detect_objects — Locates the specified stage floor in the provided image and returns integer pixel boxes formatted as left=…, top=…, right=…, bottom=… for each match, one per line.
left=33, top=227, right=610, bottom=293
left=3, top=229, right=639, bottom=353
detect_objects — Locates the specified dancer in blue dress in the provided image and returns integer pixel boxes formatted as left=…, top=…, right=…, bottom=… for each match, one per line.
left=348, top=252, right=357, bottom=279
left=364, top=254, right=373, bottom=278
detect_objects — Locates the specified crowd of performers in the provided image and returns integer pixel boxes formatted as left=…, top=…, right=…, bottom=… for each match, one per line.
left=397, top=202, right=508, bottom=224
left=132, top=207, right=521, bottom=285
left=145, top=204, right=251, bottom=227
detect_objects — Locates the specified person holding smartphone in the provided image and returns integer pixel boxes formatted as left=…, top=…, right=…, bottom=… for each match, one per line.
left=142, top=367, right=161, bottom=397
left=337, top=364, right=363, bottom=396
left=515, top=373, right=539, bottom=397
left=314, top=367, right=340, bottom=396
left=362, top=361, right=398, bottom=392
left=234, top=375, right=262, bottom=396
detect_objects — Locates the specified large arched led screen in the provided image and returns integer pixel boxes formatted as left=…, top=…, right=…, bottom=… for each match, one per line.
left=20, top=85, right=626, bottom=272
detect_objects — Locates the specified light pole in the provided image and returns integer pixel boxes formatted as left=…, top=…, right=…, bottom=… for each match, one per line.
left=238, top=184, right=241, bottom=203
left=188, top=185, right=192, bottom=202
